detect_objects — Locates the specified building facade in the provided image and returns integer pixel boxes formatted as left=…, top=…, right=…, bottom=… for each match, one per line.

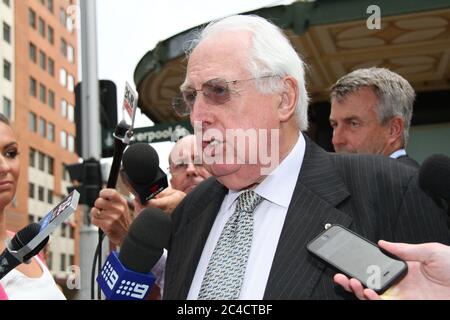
left=4, top=0, right=80, bottom=295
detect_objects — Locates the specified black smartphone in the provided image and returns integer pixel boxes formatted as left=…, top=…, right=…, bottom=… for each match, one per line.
left=307, top=224, right=408, bottom=294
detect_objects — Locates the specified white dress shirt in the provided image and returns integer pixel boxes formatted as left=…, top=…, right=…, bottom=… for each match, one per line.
left=389, top=149, right=407, bottom=159
left=188, top=133, right=305, bottom=299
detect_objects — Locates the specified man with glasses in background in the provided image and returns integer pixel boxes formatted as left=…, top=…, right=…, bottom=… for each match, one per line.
left=91, top=134, right=211, bottom=246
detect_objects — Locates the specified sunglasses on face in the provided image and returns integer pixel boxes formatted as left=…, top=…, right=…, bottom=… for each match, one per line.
left=171, top=75, right=277, bottom=116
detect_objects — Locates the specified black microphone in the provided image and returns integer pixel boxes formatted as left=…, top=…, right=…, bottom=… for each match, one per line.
left=419, top=154, right=450, bottom=209
left=97, top=207, right=171, bottom=300
left=121, top=143, right=168, bottom=205
left=0, top=223, right=49, bottom=279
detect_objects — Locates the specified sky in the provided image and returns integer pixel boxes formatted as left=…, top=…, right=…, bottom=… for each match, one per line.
left=86, top=0, right=295, bottom=168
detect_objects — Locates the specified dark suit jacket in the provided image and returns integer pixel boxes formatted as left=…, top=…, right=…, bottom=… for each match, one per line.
left=164, top=136, right=450, bottom=300
left=397, top=154, right=420, bottom=169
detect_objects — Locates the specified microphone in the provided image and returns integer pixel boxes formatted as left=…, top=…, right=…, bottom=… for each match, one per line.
left=419, top=154, right=450, bottom=209
left=97, top=207, right=171, bottom=300
left=121, top=143, right=168, bottom=205
left=0, top=222, right=49, bottom=280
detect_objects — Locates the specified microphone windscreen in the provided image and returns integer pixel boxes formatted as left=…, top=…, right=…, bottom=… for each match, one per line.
left=122, top=143, right=160, bottom=185
left=419, top=154, right=450, bottom=202
left=119, top=207, right=171, bottom=274
left=10, top=222, right=49, bottom=261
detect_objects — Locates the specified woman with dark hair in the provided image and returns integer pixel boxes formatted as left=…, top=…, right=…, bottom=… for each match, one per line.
left=0, top=114, right=65, bottom=299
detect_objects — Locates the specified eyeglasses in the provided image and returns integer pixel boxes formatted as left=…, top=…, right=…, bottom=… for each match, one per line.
left=168, top=161, right=204, bottom=176
left=171, top=75, right=277, bottom=116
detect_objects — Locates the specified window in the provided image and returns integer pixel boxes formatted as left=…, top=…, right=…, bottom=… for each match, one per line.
left=60, top=131, right=67, bottom=149
left=39, top=83, right=46, bottom=103
left=61, top=99, right=67, bottom=117
left=69, top=225, right=75, bottom=239
left=39, top=118, right=46, bottom=137
left=38, top=152, right=45, bottom=171
left=59, top=68, right=67, bottom=87
left=59, top=8, right=66, bottom=26
left=61, top=224, right=66, bottom=237
left=28, top=214, right=34, bottom=223
left=60, top=38, right=67, bottom=57
left=62, top=164, right=70, bottom=181
left=29, top=148, right=36, bottom=167
left=39, top=50, right=46, bottom=70
left=29, top=112, right=37, bottom=132
left=67, top=15, right=74, bottom=33
left=47, top=123, right=55, bottom=142
left=47, top=156, right=54, bottom=174
left=38, top=186, right=45, bottom=201
left=3, top=22, right=10, bottom=44
left=29, top=42, right=37, bottom=63
left=3, top=59, right=11, bottom=81
left=60, top=253, right=66, bottom=272
left=38, top=17, right=45, bottom=37
left=47, top=0, right=53, bottom=13
left=48, top=90, right=55, bottom=108
left=29, top=9, right=36, bottom=29
left=3, top=0, right=10, bottom=7
left=47, top=189, right=53, bottom=204
left=48, top=57, right=54, bottom=76
left=68, top=104, right=74, bottom=122
left=68, top=135, right=74, bottom=152
left=67, top=45, right=74, bottom=63
left=3, top=97, right=11, bottom=119
left=69, top=255, right=75, bottom=266
left=29, top=183, right=35, bottom=199
left=47, top=25, right=54, bottom=45
left=67, top=74, right=74, bottom=92
left=29, top=77, right=37, bottom=97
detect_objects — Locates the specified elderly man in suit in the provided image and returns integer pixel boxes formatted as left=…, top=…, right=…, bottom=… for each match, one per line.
left=329, top=67, right=419, bottom=168
left=163, top=14, right=449, bottom=300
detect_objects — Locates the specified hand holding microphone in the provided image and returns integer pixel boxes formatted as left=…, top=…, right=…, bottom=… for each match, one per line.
left=97, top=207, right=171, bottom=300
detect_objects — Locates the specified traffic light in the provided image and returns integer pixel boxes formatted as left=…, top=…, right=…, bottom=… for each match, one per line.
left=66, top=158, right=103, bottom=207
left=75, top=80, right=118, bottom=158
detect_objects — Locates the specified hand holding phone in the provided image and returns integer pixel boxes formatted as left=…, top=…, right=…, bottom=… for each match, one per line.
left=307, top=225, right=408, bottom=294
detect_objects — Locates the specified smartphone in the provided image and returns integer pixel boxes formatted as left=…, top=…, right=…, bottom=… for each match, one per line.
left=307, top=224, right=407, bottom=294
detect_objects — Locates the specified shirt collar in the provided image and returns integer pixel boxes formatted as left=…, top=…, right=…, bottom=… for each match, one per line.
left=390, top=149, right=407, bottom=159
left=223, top=133, right=306, bottom=210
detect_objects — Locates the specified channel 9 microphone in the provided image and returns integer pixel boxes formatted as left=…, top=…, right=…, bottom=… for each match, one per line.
left=419, top=154, right=450, bottom=210
left=121, top=143, right=168, bottom=205
left=0, top=223, right=49, bottom=280
left=97, top=207, right=171, bottom=300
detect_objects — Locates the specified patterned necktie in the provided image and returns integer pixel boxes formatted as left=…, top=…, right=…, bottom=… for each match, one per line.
left=198, top=190, right=263, bottom=300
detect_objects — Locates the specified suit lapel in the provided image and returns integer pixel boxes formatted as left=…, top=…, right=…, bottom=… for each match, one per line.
left=167, top=180, right=228, bottom=299
left=264, top=136, right=352, bottom=299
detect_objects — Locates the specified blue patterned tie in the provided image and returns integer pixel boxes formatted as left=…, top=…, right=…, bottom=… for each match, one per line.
left=198, top=190, right=263, bottom=300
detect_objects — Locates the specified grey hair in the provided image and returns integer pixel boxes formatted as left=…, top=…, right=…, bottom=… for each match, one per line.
left=330, top=67, right=415, bottom=146
left=184, top=14, right=309, bottom=131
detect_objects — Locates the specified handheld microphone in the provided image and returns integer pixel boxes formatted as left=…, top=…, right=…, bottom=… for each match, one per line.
left=0, top=222, right=49, bottom=280
left=419, top=154, right=450, bottom=209
left=121, top=143, right=168, bottom=205
left=97, top=207, right=171, bottom=300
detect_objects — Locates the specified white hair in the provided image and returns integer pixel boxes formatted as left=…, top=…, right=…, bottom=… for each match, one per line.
left=185, top=14, right=309, bottom=131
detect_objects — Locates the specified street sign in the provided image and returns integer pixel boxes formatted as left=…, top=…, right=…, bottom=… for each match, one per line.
left=132, top=121, right=193, bottom=144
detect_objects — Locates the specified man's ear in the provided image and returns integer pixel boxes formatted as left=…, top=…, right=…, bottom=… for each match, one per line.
left=278, top=76, right=298, bottom=122
left=388, top=116, right=404, bottom=143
